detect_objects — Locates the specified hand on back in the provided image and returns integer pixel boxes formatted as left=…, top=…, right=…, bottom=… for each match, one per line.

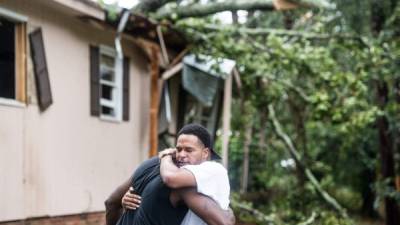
left=121, top=187, right=142, bottom=210
left=158, top=148, right=177, bottom=159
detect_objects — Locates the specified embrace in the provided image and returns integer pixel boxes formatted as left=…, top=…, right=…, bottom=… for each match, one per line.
left=105, top=124, right=235, bottom=225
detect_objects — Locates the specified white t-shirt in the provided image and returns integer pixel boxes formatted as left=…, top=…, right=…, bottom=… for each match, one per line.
left=180, top=161, right=230, bottom=225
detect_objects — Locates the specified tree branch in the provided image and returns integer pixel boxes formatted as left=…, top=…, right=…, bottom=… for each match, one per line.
left=155, top=0, right=332, bottom=19
left=231, top=199, right=277, bottom=225
left=268, top=105, right=348, bottom=218
left=156, top=0, right=273, bottom=19
left=297, top=212, right=317, bottom=225
left=288, top=0, right=335, bottom=9
left=132, top=0, right=174, bottom=14
left=203, top=24, right=357, bottom=39
left=269, top=77, right=313, bottom=103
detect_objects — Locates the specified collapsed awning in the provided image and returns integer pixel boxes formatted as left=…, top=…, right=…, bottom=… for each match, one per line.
left=182, top=54, right=236, bottom=107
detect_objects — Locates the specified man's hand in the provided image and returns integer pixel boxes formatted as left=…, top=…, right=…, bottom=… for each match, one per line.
left=158, top=148, right=176, bottom=159
left=121, top=187, right=142, bottom=210
left=159, top=148, right=197, bottom=189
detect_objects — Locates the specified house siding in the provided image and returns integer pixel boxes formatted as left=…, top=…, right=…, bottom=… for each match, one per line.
left=0, top=212, right=105, bottom=225
left=0, top=0, right=150, bottom=221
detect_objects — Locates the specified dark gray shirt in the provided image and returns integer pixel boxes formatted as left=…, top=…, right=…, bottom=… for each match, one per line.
left=116, top=157, right=188, bottom=225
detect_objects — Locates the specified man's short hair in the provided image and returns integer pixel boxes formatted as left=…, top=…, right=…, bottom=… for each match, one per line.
left=177, top=124, right=221, bottom=160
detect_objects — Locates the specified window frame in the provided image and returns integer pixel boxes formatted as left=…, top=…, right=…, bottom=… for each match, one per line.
left=183, top=90, right=222, bottom=134
left=0, top=7, right=27, bottom=107
left=98, top=45, right=123, bottom=122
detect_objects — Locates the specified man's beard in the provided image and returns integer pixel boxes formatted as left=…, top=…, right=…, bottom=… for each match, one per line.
left=176, top=161, right=188, bottom=167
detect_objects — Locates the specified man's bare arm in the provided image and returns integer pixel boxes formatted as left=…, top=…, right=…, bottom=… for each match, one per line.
left=159, top=150, right=196, bottom=188
left=104, top=178, right=130, bottom=225
left=174, top=188, right=235, bottom=225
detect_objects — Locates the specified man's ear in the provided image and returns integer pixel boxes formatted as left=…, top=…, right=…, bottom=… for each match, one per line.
left=202, top=148, right=211, bottom=160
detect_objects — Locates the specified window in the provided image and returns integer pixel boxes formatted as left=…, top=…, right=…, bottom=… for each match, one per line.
left=99, top=46, right=122, bottom=120
left=183, top=90, right=222, bottom=135
left=176, top=85, right=222, bottom=140
left=0, top=18, right=15, bottom=99
left=90, top=45, right=130, bottom=122
left=0, top=9, right=27, bottom=104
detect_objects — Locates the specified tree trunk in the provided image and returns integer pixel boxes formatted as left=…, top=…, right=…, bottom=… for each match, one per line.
left=395, top=78, right=400, bottom=192
left=156, top=0, right=274, bottom=19
left=361, top=153, right=378, bottom=217
left=231, top=10, right=239, bottom=24
left=376, top=81, right=400, bottom=225
left=283, top=11, right=294, bottom=29
left=241, top=116, right=253, bottom=194
left=154, top=0, right=331, bottom=19
left=371, top=1, right=400, bottom=223
left=259, top=107, right=268, bottom=152
left=131, top=0, right=332, bottom=15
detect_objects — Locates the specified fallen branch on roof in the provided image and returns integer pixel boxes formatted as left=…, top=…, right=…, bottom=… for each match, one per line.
left=155, top=0, right=332, bottom=19
left=202, top=24, right=357, bottom=40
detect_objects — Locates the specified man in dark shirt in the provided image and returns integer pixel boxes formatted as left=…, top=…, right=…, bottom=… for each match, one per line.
left=116, top=157, right=187, bottom=225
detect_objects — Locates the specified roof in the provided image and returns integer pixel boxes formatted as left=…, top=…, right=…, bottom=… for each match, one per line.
left=77, top=0, right=103, bottom=10
left=108, top=12, right=187, bottom=51
left=50, top=0, right=105, bottom=20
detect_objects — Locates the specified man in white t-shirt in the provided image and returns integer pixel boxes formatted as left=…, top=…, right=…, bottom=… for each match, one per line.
left=158, top=124, right=231, bottom=225
left=180, top=161, right=230, bottom=225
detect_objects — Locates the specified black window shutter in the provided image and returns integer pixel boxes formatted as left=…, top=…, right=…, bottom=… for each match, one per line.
left=29, top=28, right=52, bottom=111
left=123, top=57, right=130, bottom=121
left=90, top=45, right=100, bottom=116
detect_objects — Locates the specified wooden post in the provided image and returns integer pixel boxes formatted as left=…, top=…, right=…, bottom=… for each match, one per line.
left=16, top=23, right=27, bottom=103
left=156, top=25, right=169, bottom=65
left=149, top=46, right=160, bottom=157
left=221, top=73, right=232, bottom=168
left=126, top=38, right=161, bottom=158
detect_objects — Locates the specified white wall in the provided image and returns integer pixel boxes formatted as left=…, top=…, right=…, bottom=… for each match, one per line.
left=0, top=0, right=151, bottom=221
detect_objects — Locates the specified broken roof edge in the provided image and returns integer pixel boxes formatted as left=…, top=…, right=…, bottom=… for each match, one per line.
left=51, top=0, right=105, bottom=20
left=183, top=54, right=236, bottom=79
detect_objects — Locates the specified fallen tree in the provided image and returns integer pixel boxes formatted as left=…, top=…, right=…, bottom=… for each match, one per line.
left=268, top=104, right=348, bottom=218
left=131, top=0, right=333, bottom=19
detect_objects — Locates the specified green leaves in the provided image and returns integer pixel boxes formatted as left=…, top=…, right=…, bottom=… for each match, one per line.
left=170, top=0, right=400, bottom=222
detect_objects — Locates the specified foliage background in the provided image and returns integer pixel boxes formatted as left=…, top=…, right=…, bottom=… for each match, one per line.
left=101, top=0, right=400, bottom=223
left=167, top=0, right=400, bottom=224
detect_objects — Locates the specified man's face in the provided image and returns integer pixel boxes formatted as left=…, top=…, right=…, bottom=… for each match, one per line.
left=175, top=134, right=210, bottom=167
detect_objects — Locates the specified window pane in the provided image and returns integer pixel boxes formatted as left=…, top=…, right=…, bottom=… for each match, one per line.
left=100, top=54, right=114, bottom=68
left=101, top=106, right=115, bottom=116
left=101, top=84, right=113, bottom=100
left=184, top=95, right=211, bottom=124
left=201, top=105, right=213, bottom=120
left=0, top=18, right=15, bottom=99
left=100, top=67, right=115, bottom=82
